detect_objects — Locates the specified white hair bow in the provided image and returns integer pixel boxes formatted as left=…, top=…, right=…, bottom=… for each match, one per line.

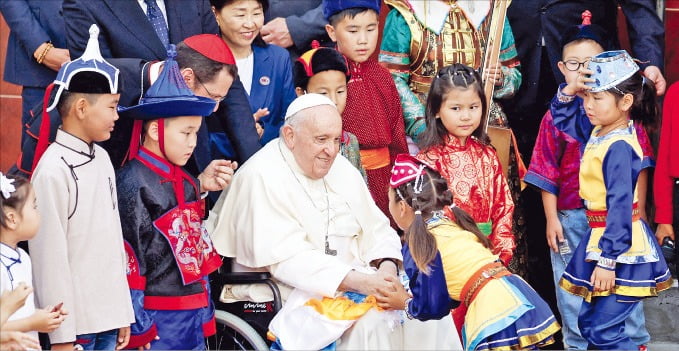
left=0, top=173, right=16, bottom=199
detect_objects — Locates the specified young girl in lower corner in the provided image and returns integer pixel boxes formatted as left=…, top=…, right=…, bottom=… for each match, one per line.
left=553, top=50, right=673, bottom=350
left=292, top=42, right=367, bottom=181
left=375, top=154, right=559, bottom=350
left=0, top=173, right=67, bottom=343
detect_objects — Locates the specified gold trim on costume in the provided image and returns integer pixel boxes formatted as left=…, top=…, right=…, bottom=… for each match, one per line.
left=517, top=321, right=561, bottom=347
left=474, top=322, right=559, bottom=351
left=559, top=276, right=674, bottom=303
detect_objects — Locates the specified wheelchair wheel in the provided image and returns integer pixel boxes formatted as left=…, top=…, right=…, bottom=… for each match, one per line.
left=208, top=309, right=269, bottom=350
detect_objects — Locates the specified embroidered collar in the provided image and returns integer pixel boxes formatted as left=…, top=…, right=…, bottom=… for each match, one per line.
left=137, top=146, right=173, bottom=177
left=54, top=129, right=96, bottom=158
left=590, top=121, right=634, bottom=143
left=443, top=133, right=477, bottom=151
left=407, top=0, right=490, bottom=35
left=135, top=146, right=199, bottom=209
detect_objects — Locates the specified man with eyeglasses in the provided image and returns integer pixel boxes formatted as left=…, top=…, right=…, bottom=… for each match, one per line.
left=61, top=0, right=261, bottom=172
left=11, top=35, right=243, bottom=196
left=116, top=34, right=245, bottom=183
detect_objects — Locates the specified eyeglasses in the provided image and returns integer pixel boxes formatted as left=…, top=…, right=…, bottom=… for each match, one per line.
left=563, top=59, right=591, bottom=72
left=195, top=75, right=226, bottom=103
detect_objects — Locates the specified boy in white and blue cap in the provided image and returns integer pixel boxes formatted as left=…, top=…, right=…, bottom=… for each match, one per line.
left=29, top=24, right=135, bottom=350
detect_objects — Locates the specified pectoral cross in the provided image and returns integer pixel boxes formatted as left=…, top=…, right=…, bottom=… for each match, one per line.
left=325, top=241, right=337, bottom=256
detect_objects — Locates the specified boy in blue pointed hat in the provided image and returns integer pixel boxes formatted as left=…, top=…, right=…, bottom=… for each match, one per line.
left=28, top=24, right=135, bottom=350
left=551, top=48, right=672, bottom=350
left=115, top=42, right=236, bottom=350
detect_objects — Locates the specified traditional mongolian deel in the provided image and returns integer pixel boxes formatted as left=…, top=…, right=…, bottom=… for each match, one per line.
left=29, top=24, right=135, bottom=344
left=342, top=58, right=409, bottom=226
left=389, top=155, right=560, bottom=351
left=551, top=67, right=672, bottom=348
left=116, top=44, right=221, bottom=350
left=552, top=106, right=673, bottom=302
left=417, top=135, right=515, bottom=265
left=379, top=0, right=521, bottom=139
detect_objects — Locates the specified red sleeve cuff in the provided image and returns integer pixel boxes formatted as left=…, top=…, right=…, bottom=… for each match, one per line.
left=655, top=207, right=673, bottom=225
left=127, top=323, right=157, bottom=349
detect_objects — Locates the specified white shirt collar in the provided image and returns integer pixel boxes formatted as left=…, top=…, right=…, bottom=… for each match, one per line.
left=137, top=0, right=168, bottom=26
left=55, top=129, right=96, bottom=157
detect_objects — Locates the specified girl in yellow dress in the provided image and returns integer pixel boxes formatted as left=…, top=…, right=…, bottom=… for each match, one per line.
left=375, top=154, right=559, bottom=350
left=552, top=50, right=673, bottom=349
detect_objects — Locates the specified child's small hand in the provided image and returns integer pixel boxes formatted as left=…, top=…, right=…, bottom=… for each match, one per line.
left=655, top=224, right=675, bottom=245
left=484, top=64, right=504, bottom=87
left=0, top=330, right=41, bottom=351
left=253, top=108, right=269, bottom=138
left=545, top=216, right=565, bottom=253
left=30, top=307, right=64, bottom=333
left=198, top=160, right=238, bottom=192
left=374, top=275, right=410, bottom=310
left=1, top=283, right=32, bottom=317
left=563, top=68, right=595, bottom=96
left=116, top=326, right=130, bottom=350
left=590, top=266, right=616, bottom=292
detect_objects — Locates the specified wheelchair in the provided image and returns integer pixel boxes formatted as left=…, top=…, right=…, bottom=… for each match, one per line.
left=207, top=258, right=282, bottom=350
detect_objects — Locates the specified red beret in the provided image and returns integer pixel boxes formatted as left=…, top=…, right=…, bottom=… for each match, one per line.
left=183, top=34, right=235, bottom=65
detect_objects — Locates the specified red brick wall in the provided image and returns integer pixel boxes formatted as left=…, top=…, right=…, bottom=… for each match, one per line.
left=0, top=15, right=22, bottom=173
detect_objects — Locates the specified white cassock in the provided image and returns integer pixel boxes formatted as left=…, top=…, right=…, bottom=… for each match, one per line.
left=209, top=139, right=404, bottom=349
left=209, top=139, right=462, bottom=350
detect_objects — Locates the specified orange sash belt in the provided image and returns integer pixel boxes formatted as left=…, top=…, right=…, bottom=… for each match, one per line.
left=586, top=203, right=640, bottom=228
left=460, top=262, right=510, bottom=307
left=359, top=147, right=390, bottom=170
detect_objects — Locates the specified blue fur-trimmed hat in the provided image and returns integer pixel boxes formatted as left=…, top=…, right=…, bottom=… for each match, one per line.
left=33, top=24, right=121, bottom=172
left=46, top=24, right=119, bottom=113
left=117, top=45, right=216, bottom=120
left=323, top=0, right=381, bottom=21
left=586, top=50, right=639, bottom=93
left=560, top=10, right=611, bottom=51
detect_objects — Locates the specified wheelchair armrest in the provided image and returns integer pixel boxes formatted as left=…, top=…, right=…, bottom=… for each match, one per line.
left=213, top=271, right=283, bottom=312
left=222, top=272, right=273, bottom=284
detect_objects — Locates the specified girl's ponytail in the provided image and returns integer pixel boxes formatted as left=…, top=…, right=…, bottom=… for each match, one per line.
left=403, top=190, right=439, bottom=275
left=614, top=71, right=659, bottom=130
left=397, top=167, right=491, bottom=274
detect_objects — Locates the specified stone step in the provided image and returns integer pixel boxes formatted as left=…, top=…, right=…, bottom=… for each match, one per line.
left=645, top=279, right=679, bottom=347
